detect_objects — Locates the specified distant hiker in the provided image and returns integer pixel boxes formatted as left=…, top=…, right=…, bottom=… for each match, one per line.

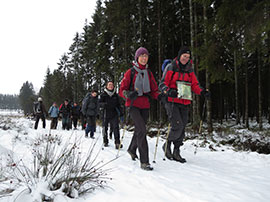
left=48, top=102, right=59, bottom=129
left=59, top=99, right=72, bottom=130
left=119, top=47, right=161, bottom=171
left=99, top=81, right=123, bottom=149
left=82, top=88, right=99, bottom=138
left=71, top=102, right=81, bottom=129
left=80, top=101, right=86, bottom=130
left=33, top=97, right=47, bottom=129
left=159, top=46, right=210, bottom=163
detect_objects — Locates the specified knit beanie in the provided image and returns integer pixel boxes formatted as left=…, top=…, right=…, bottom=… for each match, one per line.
left=177, top=46, right=191, bottom=60
left=135, top=47, right=149, bottom=61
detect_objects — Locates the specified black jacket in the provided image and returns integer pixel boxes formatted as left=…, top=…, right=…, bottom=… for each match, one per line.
left=82, top=94, right=99, bottom=117
left=59, top=103, right=72, bottom=118
left=99, top=89, right=123, bottom=120
left=71, top=105, right=81, bottom=118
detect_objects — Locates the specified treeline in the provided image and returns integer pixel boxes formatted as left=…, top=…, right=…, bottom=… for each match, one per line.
left=0, top=94, right=20, bottom=109
left=38, top=0, right=269, bottom=131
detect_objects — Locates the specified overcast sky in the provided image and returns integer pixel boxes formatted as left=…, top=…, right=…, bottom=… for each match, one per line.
left=0, top=0, right=96, bottom=95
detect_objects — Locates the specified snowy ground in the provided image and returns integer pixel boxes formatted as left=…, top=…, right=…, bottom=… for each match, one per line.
left=0, top=110, right=270, bottom=202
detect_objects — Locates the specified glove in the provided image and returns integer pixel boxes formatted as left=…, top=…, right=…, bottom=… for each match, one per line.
left=201, top=89, right=211, bottom=99
left=167, top=89, right=178, bottom=98
left=157, top=93, right=163, bottom=101
left=96, top=114, right=100, bottom=120
left=123, top=90, right=138, bottom=100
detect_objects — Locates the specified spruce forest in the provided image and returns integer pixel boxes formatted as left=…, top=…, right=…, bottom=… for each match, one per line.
left=37, top=0, right=270, bottom=131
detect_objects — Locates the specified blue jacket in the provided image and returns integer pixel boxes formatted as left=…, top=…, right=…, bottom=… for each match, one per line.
left=48, top=106, right=59, bottom=118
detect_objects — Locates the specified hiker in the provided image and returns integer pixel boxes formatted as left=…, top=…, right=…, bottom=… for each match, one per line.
left=48, top=102, right=59, bottom=129
left=33, top=97, right=47, bottom=129
left=82, top=88, right=99, bottom=138
left=80, top=101, right=86, bottom=130
left=59, top=99, right=72, bottom=130
left=119, top=47, right=161, bottom=171
left=71, top=102, right=81, bottom=129
left=99, top=81, right=123, bottom=149
left=159, top=46, right=210, bottom=163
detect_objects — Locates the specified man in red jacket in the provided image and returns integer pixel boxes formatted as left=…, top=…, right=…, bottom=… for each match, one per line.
left=159, top=46, right=210, bottom=163
left=119, top=47, right=160, bottom=171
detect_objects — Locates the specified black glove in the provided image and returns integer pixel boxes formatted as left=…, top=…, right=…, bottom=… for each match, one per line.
left=96, top=114, right=100, bottom=120
left=157, top=93, right=163, bottom=101
left=123, top=90, right=138, bottom=101
left=201, top=89, right=211, bottom=99
left=167, top=88, right=178, bottom=98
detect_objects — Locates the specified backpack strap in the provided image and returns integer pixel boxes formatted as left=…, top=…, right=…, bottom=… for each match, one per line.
left=129, top=68, right=135, bottom=91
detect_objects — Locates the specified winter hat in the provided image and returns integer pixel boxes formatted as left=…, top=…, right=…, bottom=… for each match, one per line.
left=91, top=88, right=98, bottom=93
left=38, top=97, right=42, bottom=102
left=177, top=46, right=191, bottom=60
left=135, top=47, right=149, bottom=61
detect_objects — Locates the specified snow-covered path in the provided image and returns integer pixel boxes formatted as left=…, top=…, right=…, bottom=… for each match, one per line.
left=0, top=114, right=269, bottom=202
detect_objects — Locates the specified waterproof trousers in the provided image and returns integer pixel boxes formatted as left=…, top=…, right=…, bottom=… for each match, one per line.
left=168, top=103, right=189, bottom=146
left=103, top=115, right=120, bottom=144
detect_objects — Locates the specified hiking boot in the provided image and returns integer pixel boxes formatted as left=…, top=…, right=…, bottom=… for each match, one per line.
left=115, top=143, right=123, bottom=149
left=85, top=134, right=88, bottom=138
left=141, top=163, right=153, bottom=171
left=173, top=148, right=186, bottom=163
left=104, top=142, right=109, bottom=147
left=162, top=142, right=173, bottom=160
left=127, top=150, right=138, bottom=161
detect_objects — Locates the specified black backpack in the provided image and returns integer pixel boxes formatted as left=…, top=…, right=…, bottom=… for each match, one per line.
left=34, top=102, right=42, bottom=114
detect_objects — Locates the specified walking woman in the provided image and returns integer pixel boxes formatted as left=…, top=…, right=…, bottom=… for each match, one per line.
left=119, top=47, right=160, bottom=171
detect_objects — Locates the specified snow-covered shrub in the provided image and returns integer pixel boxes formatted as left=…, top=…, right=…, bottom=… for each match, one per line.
left=2, top=133, right=113, bottom=201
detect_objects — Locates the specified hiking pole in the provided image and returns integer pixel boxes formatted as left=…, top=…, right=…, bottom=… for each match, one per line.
left=195, top=100, right=207, bottom=155
left=153, top=124, right=161, bottom=163
left=163, top=123, right=171, bottom=161
left=199, top=100, right=206, bottom=134
left=116, top=124, right=127, bottom=158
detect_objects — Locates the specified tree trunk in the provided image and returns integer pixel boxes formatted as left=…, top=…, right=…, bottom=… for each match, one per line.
left=245, top=62, right=249, bottom=128
left=157, top=0, right=163, bottom=123
left=234, top=50, right=240, bottom=125
left=189, top=0, right=197, bottom=127
left=203, top=3, right=212, bottom=132
left=257, top=49, right=262, bottom=129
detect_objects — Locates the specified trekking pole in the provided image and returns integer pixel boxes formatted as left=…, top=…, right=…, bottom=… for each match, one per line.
left=195, top=99, right=207, bottom=155
left=163, top=123, right=171, bottom=161
left=153, top=124, right=161, bottom=163
left=199, top=100, right=206, bottom=134
left=116, top=123, right=127, bottom=158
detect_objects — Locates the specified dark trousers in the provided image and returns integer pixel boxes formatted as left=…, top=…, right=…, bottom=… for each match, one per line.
left=103, top=115, right=120, bottom=144
left=168, top=103, right=189, bottom=147
left=50, top=117, right=58, bottom=129
left=81, top=115, right=86, bottom=129
left=62, top=116, right=71, bottom=130
left=34, top=114, right=46, bottom=129
left=128, top=107, right=149, bottom=164
left=85, top=116, right=96, bottom=136
left=72, top=117, right=79, bottom=129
